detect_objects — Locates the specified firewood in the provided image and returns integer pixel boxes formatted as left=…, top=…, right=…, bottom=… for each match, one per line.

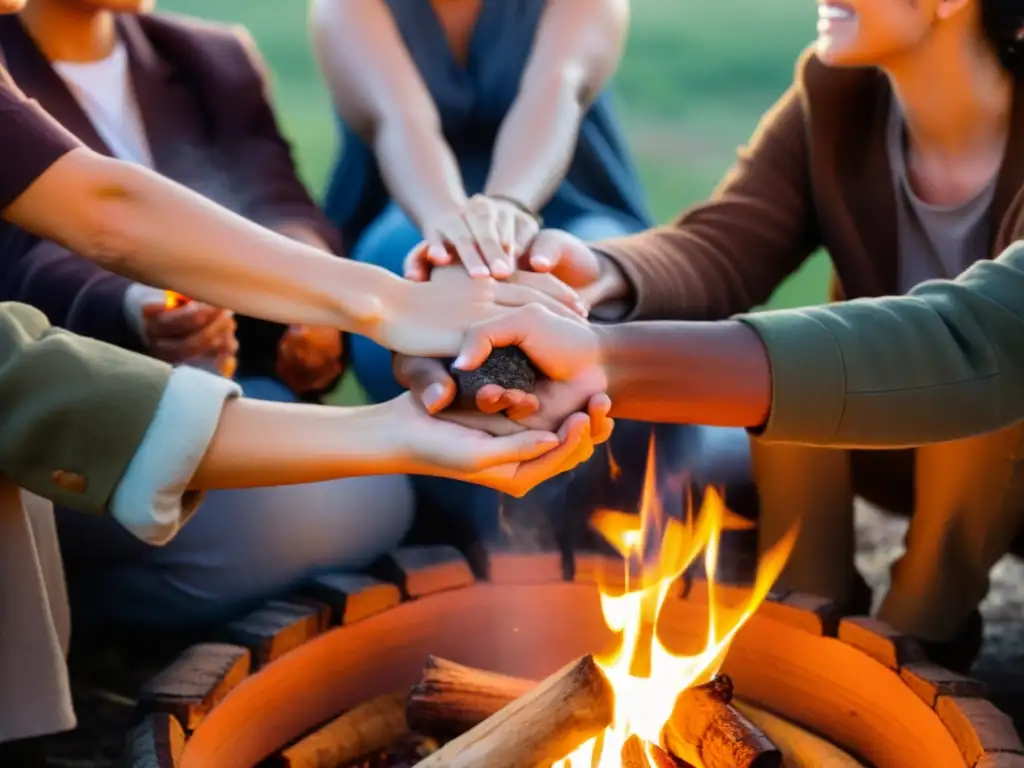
left=622, top=735, right=681, bottom=768
left=406, top=656, right=533, bottom=739
left=276, top=691, right=407, bottom=768
left=412, top=655, right=614, bottom=768
left=733, top=701, right=865, bottom=767
left=661, top=675, right=781, bottom=768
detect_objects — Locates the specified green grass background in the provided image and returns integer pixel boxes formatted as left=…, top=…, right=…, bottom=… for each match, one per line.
left=160, top=0, right=831, bottom=402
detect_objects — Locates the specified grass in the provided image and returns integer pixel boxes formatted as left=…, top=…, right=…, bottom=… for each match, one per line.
left=159, top=0, right=832, bottom=401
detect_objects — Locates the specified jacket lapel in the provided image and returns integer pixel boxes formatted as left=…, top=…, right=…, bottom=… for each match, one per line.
left=118, top=15, right=200, bottom=174
left=0, top=15, right=112, bottom=155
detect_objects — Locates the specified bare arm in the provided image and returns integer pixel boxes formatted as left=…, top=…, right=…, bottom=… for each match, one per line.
left=3, top=149, right=392, bottom=332
left=310, top=0, right=467, bottom=228
left=484, top=0, right=629, bottom=211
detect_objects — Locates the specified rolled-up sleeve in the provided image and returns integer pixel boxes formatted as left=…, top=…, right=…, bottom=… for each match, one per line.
left=111, top=366, right=241, bottom=545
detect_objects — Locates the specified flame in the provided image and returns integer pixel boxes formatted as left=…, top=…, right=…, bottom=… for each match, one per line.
left=560, top=438, right=797, bottom=766
left=165, top=290, right=190, bottom=310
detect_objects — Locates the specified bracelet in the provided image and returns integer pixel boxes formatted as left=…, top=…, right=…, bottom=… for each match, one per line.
left=487, top=194, right=544, bottom=227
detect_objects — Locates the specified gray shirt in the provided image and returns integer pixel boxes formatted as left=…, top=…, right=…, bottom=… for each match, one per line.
left=888, top=98, right=996, bottom=294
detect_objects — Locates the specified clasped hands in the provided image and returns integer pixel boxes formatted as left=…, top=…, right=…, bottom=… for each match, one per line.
left=393, top=213, right=626, bottom=497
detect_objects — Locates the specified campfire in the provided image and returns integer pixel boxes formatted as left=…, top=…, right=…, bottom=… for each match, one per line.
left=400, top=440, right=797, bottom=768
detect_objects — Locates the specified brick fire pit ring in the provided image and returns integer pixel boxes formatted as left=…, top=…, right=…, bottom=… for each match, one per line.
left=131, top=546, right=1022, bottom=768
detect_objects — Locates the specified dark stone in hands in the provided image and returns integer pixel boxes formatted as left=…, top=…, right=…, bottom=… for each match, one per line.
left=453, top=347, right=538, bottom=410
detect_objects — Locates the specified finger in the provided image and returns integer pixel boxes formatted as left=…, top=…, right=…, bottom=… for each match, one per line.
left=423, top=232, right=454, bottom=268
left=403, top=242, right=433, bottom=282
left=512, top=270, right=587, bottom=317
left=393, top=355, right=456, bottom=414
left=491, top=281, right=587, bottom=321
left=163, top=311, right=236, bottom=359
left=513, top=214, right=540, bottom=256
left=149, top=303, right=220, bottom=337
left=473, top=429, right=562, bottom=466
left=463, top=201, right=511, bottom=278
left=474, top=383, right=511, bottom=415
left=504, top=391, right=541, bottom=422
left=504, top=414, right=590, bottom=498
left=524, top=229, right=566, bottom=273
left=497, top=211, right=517, bottom=259
left=443, top=217, right=490, bottom=278
left=587, top=393, right=615, bottom=445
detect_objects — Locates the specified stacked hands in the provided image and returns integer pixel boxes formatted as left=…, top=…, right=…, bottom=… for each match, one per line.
left=381, top=198, right=630, bottom=497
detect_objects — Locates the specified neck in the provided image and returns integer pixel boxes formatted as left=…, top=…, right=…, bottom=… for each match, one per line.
left=881, top=26, right=1013, bottom=157
left=19, top=0, right=117, bottom=63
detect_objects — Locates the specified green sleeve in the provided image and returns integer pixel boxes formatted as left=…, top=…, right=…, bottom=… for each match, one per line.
left=0, top=302, right=172, bottom=513
left=737, top=241, right=1024, bottom=447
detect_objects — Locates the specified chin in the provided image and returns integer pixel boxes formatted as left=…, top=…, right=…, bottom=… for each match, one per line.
left=0, top=0, right=25, bottom=13
left=815, top=37, right=872, bottom=68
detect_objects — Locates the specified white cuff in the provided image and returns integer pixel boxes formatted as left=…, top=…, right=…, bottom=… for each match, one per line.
left=110, top=366, right=242, bottom=545
left=123, top=283, right=165, bottom=344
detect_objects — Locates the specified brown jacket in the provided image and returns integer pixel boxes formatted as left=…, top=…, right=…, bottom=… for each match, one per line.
left=599, top=48, right=1024, bottom=320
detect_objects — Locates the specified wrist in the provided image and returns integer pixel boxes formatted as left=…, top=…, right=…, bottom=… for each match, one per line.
left=329, top=261, right=400, bottom=342
left=593, top=324, right=625, bottom=412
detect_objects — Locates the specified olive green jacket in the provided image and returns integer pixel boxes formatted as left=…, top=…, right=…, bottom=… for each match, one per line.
left=741, top=242, right=1024, bottom=447
left=0, top=301, right=170, bottom=513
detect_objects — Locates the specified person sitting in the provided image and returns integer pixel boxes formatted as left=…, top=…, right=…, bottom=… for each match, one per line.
left=408, top=0, right=1024, bottom=670
left=309, top=0, right=757, bottom=551
left=0, top=0, right=412, bottom=632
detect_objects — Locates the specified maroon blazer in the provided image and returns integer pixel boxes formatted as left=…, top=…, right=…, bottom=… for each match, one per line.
left=0, top=12, right=342, bottom=383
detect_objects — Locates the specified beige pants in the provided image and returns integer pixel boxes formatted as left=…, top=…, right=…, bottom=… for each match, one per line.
left=754, top=422, right=1024, bottom=641
left=0, top=479, right=74, bottom=742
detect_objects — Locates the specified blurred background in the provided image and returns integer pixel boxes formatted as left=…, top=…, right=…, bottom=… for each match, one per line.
left=160, top=0, right=828, bottom=400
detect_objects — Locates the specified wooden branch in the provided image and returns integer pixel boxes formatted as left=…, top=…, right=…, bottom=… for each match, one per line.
left=661, top=675, right=781, bottom=768
left=407, top=655, right=534, bottom=739
left=277, top=691, right=407, bottom=768
left=412, top=655, right=614, bottom=768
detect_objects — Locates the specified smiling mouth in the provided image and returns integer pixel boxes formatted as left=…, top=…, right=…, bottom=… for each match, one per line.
left=818, top=3, right=855, bottom=21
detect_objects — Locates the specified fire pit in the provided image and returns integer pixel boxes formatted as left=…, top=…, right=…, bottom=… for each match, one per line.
left=138, top=445, right=1022, bottom=768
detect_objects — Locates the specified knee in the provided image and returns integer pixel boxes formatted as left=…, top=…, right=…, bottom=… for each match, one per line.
left=351, top=205, right=423, bottom=274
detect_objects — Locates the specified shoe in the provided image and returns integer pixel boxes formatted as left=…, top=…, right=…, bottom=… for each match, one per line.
left=917, top=610, right=984, bottom=675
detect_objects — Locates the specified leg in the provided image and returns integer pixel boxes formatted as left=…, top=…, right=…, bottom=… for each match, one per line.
left=349, top=204, right=425, bottom=404
left=0, top=481, right=75, bottom=742
left=879, top=423, right=1024, bottom=641
left=753, top=439, right=860, bottom=603
left=60, top=474, right=415, bottom=630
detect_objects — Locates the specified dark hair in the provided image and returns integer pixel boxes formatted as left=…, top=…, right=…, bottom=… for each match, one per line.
left=981, top=0, right=1024, bottom=73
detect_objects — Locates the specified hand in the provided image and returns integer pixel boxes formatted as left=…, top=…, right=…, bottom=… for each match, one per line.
left=407, top=195, right=540, bottom=281
left=276, top=324, right=344, bottom=395
left=391, top=392, right=613, bottom=497
left=378, top=266, right=587, bottom=359
left=394, top=304, right=609, bottom=433
left=141, top=301, right=238, bottom=368
left=521, top=229, right=632, bottom=310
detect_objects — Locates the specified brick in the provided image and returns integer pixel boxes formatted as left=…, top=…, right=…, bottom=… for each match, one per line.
left=123, top=712, right=185, bottom=767
left=936, top=696, right=1024, bottom=766
left=371, top=545, right=475, bottom=599
left=300, top=572, right=401, bottom=625
left=477, top=543, right=565, bottom=585
left=976, top=754, right=1024, bottom=767
left=218, top=600, right=321, bottom=668
left=838, top=616, right=925, bottom=669
left=900, top=661, right=986, bottom=708
left=138, top=643, right=250, bottom=730
left=758, top=591, right=844, bottom=636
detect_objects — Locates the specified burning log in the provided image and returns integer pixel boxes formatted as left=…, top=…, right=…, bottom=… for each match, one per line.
left=621, top=735, right=684, bottom=768
left=406, top=657, right=779, bottom=768
left=411, top=655, right=614, bottom=768
left=406, top=656, right=533, bottom=738
left=661, top=675, right=781, bottom=768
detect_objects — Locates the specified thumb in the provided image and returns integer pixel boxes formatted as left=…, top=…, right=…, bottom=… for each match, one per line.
left=393, top=355, right=456, bottom=414
left=524, top=229, right=567, bottom=273
left=472, top=430, right=561, bottom=468
left=453, top=305, right=551, bottom=374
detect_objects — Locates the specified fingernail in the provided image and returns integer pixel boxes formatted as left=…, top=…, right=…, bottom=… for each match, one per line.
left=423, top=383, right=446, bottom=409
left=575, top=301, right=589, bottom=316
left=469, top=266, right=490, bottom=278
left=492, top=259, right=509, bottom=275
left=532, top=255, right=551, bottom=268
left=451, top=355, right=468, bottom=370
left=428, top=246, right=447, bottom=260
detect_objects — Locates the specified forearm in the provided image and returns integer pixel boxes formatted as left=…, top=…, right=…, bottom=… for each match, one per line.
left=374, top=114, right=467, bottom=228
left=484, top=78, right=584, bottom=211
left=190, top=399, right=407, bottom=488
left=598, top=320, right=772, bottom=427
left=26, top=151, right=401, bottom=337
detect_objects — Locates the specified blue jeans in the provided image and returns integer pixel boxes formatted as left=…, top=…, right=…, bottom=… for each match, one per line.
left=57, top=376, right=415, bottom=630
left=348, top=207, right=756, bottom=545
